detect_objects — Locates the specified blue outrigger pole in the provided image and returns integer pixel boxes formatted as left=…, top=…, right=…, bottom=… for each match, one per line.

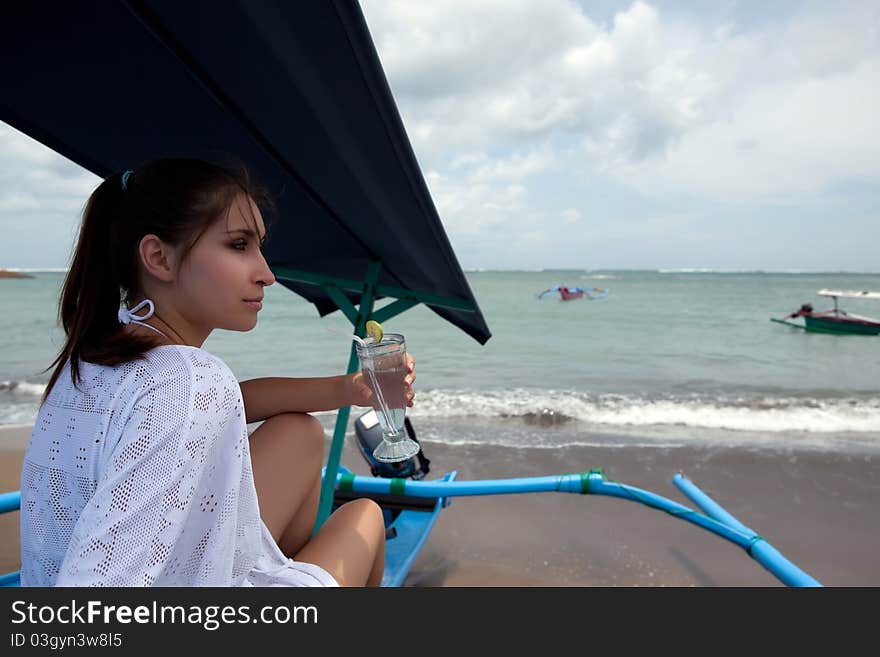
left=332, top=469, right=822, bottom=587
left=0, top=490, right=22, bottom=586
left=0, top=426, right=823, bottom=587
left=671, top=473, right=820, bottom=586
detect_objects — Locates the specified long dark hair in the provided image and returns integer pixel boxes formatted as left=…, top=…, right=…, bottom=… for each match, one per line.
left=44, top=158, right=272, bottom=401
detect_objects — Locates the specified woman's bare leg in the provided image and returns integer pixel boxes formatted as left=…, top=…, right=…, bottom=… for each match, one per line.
left=249, top=412, right=324, bottom=554
left=248, top=412, right=386, bottom=586
left=295, top=498, right=386, bottom=587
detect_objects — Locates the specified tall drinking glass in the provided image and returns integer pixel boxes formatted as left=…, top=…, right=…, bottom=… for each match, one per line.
left=355, top=333, right=420, bottom=463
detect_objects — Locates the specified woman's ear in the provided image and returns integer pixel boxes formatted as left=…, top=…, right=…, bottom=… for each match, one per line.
left=138, top=234, right=177, bottom=283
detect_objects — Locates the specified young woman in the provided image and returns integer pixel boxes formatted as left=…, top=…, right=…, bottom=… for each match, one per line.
left=19, top=158, right=415, bottom=587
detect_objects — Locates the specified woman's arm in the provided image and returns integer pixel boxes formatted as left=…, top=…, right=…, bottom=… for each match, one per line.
left=240, top=355, right=416, bottom=424
left=239, top=375, right=358, bottom=423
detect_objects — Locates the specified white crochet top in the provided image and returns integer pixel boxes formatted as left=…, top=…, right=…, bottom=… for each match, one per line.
left=20, top=345, right=336, bottom=587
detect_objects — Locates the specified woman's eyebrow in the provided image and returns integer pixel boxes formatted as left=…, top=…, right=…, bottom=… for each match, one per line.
left=226, top=228, right=266, bottom=242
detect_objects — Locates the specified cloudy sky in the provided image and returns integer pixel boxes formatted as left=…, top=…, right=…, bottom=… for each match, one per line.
left=2, top=0, right=878, bottom=271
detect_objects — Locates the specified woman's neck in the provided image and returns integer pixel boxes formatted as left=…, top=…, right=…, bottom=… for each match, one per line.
left=123, top=297, right=207, bottom=347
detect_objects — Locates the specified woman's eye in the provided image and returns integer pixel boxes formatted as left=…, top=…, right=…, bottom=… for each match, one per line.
left=232, top=241, right=247, bottom=251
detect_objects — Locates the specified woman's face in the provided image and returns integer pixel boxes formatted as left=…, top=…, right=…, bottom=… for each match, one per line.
left=173, top=193, right=275, bottom=338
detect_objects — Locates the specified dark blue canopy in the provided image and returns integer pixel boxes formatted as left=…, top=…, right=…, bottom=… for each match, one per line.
left=1, top=0, right=490, bottom=344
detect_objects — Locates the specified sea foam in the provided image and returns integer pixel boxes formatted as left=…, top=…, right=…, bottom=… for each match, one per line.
left=409, top=389, right=880, bottom=434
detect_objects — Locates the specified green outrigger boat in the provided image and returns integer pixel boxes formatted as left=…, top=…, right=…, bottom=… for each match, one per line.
left=772, top=289, right=880, bottom=335
left=0, top=1, right=824, bottom=588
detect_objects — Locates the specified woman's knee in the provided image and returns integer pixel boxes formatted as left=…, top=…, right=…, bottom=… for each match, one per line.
left=258, top=412, right=325, bottom=454
left=267, top=411, right=323, bottom=435
left=294, top=497, right=385, bottom=586
left=342, top=498, right=385, bottom=543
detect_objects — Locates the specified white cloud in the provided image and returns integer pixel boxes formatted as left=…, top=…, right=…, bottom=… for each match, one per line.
left=611, top=56, right=880, bottom=202
left=366, top=1, right=732, bottom=165
left=467, top=148, right=555, bottom=183
left=363, top=1, right=880, bottom=185
left=1, top=2, right=878, bottom=270
left=560, top=209, right=580, bottom=223
left=0, top=124, right=98, bottom=210
left=425, top=170, right=527, bottom=235
left=0, top=123, right=97, bottom=267
left=359, top=0, right=880, bottom=268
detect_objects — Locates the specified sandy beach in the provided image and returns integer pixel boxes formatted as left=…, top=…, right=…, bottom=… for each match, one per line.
left=383, top=440, right=879, bottom=587
left=5, top=422, right=875, bottom=586
left=0, top=425, right=28, bottom=579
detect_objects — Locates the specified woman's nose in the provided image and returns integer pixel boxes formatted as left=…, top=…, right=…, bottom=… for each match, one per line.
left=257, top=252, right=276, bottom=287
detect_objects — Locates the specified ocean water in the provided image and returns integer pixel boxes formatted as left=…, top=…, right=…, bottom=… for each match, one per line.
left=2, top=270, right=879, bottom=453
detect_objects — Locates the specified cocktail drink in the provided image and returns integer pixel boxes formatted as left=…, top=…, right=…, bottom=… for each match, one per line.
left=355, top=333, right=420, bottom=463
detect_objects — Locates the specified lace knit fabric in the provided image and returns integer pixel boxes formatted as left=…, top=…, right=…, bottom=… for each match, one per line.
left=20, top=345, right=337, bottom=587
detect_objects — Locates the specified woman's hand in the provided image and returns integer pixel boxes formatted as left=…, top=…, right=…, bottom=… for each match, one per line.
left=404, top=353, right=416, bottom=407
left=348, top=353, right=416, bottom=408
left=348, top=371, right=373, bottom=407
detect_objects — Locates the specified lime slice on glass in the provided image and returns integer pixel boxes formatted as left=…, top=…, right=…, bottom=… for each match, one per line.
left=365, top=320, right=383, bottom=344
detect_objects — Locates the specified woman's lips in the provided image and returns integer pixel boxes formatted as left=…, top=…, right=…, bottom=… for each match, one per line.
left=244, top=300, right=263, bottom=311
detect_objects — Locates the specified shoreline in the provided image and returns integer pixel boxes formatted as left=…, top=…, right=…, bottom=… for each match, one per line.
left=3, top=423, right=878, bottom=586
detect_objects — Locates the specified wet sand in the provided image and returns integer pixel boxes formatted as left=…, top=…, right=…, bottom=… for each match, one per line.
left=0, top=425, right=27, bottom=579
left=3, top=423, right=878, bottom=586
left=342, top=437, right=879, bottom=586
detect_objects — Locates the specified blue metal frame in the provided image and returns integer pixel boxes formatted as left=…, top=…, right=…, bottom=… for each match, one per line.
left=377, top=471, right=457, bottom=587
left=0, top=490, right=21, bottom=586
left=329, top=470, right=822, bottom=587
left=0, top=470, right=822, bottom=587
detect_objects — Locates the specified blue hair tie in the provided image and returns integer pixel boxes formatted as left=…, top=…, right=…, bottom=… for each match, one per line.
left=120, top=170, right=133, bottom=191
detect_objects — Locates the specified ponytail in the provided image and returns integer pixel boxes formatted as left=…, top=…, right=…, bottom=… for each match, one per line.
left=44, top=172, right=153, bottom=400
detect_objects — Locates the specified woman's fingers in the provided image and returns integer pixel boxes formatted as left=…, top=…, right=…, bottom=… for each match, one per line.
left=405, top=354, right=416, bottom=383
left=403, top=354, right=416, bottom=406
left=351, top=372, right=375, bottom=407
left=404, top=375, right=415, bottom=407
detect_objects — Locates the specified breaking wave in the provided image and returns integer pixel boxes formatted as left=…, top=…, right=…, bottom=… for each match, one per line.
left=409, top=389, right=880, bottom=434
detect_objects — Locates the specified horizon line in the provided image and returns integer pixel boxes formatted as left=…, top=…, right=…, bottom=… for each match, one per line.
left=3, top=266, right=880, bottom=275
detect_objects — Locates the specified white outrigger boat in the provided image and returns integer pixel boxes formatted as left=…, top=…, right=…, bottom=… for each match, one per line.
left=0, top=1, right=822, bottom=588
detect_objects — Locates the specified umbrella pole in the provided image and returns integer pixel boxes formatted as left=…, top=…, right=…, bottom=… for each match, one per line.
left=303, top=260, right=481, bottom=533
left=313, top=262, right=380, bottom=532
